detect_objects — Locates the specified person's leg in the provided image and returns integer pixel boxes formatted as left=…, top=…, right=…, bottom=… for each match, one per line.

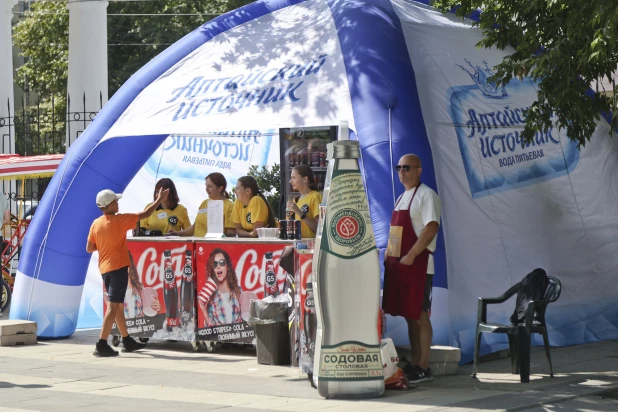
left=115, top=306, right=129, bottom=338
left=406, top=317, right=421, bottom=366
left=100, top=302, right=120, bottom=340
left=418, top=312, right=433, bottom=369
left=419, top=274, right=434, bottom=370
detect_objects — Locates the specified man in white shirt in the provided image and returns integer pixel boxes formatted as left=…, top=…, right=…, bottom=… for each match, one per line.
left=383, top=154, right=441, bottom=383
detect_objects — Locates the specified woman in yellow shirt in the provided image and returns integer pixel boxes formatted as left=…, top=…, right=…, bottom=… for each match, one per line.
left=141, top=178, right=190, bottom=234
left=232, top=175, right=276, bottom=237
left=171, top=172, right=236, bottom=237
left=286, top=165, right=322, bottom=238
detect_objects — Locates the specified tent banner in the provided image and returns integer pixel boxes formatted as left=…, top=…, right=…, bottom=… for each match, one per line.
left=394, top=0, right=618, bottom=360
left=101, top=0, right=354, bottom=141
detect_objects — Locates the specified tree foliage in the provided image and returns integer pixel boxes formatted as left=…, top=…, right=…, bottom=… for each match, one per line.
left=12, top=0, right=253, bottom=100
left=432, top=0, right=618, bottom=146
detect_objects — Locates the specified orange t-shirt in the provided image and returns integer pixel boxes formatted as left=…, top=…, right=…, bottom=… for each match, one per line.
left=88, top=213, right=139, bottom=274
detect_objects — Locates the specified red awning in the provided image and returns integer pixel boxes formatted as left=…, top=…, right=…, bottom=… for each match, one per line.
left=0, top=154, right=64, bottom=180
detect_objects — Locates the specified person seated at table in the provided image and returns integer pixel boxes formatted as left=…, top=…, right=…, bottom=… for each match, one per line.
left=170, top=172, right=236, bottom=237
left=232, top=175, right=276, bottom=238
left=141, top=178, right=190, bottom=234
left=286, top=164, right=322, bottom=238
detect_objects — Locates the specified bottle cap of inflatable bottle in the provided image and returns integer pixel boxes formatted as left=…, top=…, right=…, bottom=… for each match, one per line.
left=332, top=140, right=360, bottom=159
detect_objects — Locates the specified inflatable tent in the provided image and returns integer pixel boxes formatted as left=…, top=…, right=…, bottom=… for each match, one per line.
left=11, top=0, right=618, bottom=362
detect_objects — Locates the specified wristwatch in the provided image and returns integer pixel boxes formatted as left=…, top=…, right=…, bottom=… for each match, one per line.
left=300, top=212, right=307, bottom=220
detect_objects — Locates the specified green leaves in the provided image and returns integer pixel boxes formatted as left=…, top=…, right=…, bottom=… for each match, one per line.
left=432, top=0, right=618, bottom=146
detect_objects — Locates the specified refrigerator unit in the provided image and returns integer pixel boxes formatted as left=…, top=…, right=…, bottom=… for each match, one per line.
left=278, top=126, right=337, bottom=219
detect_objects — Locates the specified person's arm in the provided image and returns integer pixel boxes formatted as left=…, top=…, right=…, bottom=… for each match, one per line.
left=170, top=223, right=196, bottom=237
left=86, top=241, right=97, bottom=253
left=3, top=210, right=9, bottom=226
left=235, top=223, right=254, bottom=238
left=137, top=188, right=169, bottom=221
left=400, top=222, right=439, bottom=265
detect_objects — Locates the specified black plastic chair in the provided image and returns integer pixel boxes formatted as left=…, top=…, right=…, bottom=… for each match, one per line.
left=471, top=276, right=561, bottom=383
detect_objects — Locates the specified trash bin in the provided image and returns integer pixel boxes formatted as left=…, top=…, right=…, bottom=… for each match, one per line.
left=248, top=300, right=290, bottom=366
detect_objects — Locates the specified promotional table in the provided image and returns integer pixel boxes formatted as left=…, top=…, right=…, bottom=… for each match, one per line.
left=110, top=237, right=295, bottom=352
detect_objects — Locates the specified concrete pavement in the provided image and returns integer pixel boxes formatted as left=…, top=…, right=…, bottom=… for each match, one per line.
left=1, top=327, right=618, bottom=411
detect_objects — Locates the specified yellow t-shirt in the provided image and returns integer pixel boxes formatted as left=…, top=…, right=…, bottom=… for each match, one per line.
left=194, top=198, right=235, bottom=237
left=232, top=196, right=269, bottom=232
left=140, top=203, right=190, bottom=233
left=294, top=190, right=322, bottom=238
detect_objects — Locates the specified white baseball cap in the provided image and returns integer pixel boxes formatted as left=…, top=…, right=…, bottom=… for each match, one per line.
left=96, top=189, right=122, bottom=208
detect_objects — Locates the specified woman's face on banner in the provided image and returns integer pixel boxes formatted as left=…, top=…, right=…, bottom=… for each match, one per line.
left=213, top=252, right=228, bottom=284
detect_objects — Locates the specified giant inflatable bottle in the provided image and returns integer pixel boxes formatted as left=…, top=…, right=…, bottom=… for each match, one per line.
left=313, top=139, right=384, bottom=398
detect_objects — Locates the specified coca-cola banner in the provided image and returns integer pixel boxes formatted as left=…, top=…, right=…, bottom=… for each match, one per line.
left=107, top=239, right=197, bottom=342
left=194, top=240, right=292, bottom=344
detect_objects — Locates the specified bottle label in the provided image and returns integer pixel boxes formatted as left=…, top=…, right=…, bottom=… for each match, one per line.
left=318, top=341, right=383, bottom=381
left=321, top=170, right=376, bottom=259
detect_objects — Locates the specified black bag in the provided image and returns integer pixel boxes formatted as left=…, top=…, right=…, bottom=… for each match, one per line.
left=510, top=268, right=548, bottom=325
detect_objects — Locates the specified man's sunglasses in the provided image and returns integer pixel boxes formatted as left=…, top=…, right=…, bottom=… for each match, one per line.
left=396, top=165, right=419, bottom=172
left=213, top=259, right=227, bottom=268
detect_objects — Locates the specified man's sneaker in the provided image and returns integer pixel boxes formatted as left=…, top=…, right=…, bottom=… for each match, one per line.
left=406, top=366, right=434, bottom=383
left=93, top=341, right=119, bottom=357
left=122, top=336, right=146, bottom=352
left=402, top=363, right=417, bottom=376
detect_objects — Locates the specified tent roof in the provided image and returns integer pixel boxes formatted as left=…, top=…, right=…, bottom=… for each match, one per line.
left=0, top=154, right=64, bottom=180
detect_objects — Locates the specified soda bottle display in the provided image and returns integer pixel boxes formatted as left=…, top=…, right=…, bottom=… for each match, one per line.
left=286, top=219, right=295, bottom=240
left=180, top=250, right=194, bottom=326
left=313, top=140, right=384, bottom=398
left=263, top=252, right=278, bottom=297
left=163, top=250, right=179, bottom=331
left=311, top=142, right=333, bottom=388
left=304, top=274, right=317, bottom=358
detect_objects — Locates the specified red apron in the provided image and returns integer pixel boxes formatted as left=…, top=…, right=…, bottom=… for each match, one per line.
left=382, top=185, right=432, bottom=320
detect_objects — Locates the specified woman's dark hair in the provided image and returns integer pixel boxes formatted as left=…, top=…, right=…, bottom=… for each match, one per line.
left=154, top=178, right=180, bottom=210
left=128, top=251, right=143, bottom=295
left=207, top=248, right=241, bottom=299
left=237, top=175, right=277, bottom=228
left=293, top=164, right=318, bottom=192
left=206, top=172, right=229, bottom=199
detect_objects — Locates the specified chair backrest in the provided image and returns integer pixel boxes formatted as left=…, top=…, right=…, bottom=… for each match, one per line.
left=534, top=276, right=561, bottom=324
left=543, top=277, right=561, bottom=302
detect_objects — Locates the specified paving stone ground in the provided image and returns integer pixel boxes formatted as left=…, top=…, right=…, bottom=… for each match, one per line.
left=1, top=323, right=618, bottom=411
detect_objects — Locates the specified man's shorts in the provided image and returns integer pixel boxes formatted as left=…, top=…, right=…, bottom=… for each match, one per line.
left=102, top=266, right=129, bottom=303
left=422, top=274, right=433, bottom=313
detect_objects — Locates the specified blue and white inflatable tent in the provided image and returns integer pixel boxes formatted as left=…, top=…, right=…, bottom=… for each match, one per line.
left=12, top=0, right=618, bottom=362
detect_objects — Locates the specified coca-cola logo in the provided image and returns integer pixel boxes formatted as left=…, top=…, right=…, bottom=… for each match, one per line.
left=235, top=248, right=287, bottom=293
left=330, top=209, right=366, bottom=246
left=137, top=245, right=187, bottom=291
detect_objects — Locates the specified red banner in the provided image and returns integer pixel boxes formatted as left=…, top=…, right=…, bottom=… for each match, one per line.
left=107, top=240, right=196, bottom=342
left=194, top=241, right=292, bottom=343
left=295, top=249, right=315, bottom=372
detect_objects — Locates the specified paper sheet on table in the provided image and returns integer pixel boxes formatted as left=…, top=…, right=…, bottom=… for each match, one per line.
left=205, top=199, right=224, bottom=238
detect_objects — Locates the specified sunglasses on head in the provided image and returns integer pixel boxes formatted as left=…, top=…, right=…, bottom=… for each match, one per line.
left=213, top=259, right=227, bottom=268
left=396, top=165, right=419, bottom=172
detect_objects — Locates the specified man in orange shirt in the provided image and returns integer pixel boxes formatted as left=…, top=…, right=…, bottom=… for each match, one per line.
left=87, top=187, right=169, bottom=357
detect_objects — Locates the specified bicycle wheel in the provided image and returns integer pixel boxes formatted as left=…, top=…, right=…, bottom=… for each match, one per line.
left=0, top=277, right=11, bottom=313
